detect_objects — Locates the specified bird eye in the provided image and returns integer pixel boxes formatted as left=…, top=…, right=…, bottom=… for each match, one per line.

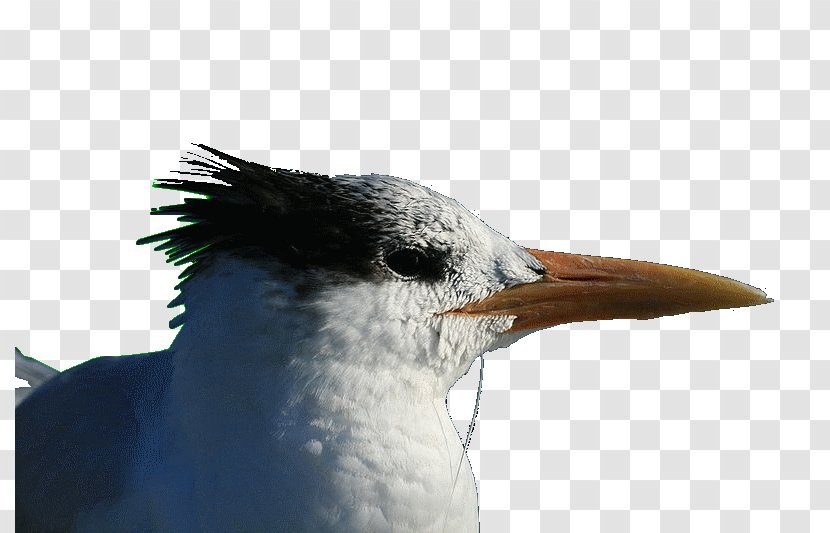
left=385, top=247, right=441, bottom=279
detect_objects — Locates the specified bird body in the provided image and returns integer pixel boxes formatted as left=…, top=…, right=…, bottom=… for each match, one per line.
left=17, top=238, right=523, bottom=532
left=18, top=256, right=497, bottom=532
left=16, top=146, right=770, bottom=532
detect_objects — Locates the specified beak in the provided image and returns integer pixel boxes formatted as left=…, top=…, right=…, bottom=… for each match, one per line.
left=448, top=249, right=773, bottom=333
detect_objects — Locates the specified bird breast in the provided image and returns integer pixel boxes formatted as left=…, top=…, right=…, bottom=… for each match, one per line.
left=119, top=350, right=483, bottom=532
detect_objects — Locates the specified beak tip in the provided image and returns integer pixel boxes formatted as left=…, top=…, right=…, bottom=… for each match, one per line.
left=733, top=284, right=773, bottom=309
left=746, top=285, right=773, bottom=306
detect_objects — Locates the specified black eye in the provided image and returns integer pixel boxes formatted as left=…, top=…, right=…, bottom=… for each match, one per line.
left=385, top=247, right=444, bottom=280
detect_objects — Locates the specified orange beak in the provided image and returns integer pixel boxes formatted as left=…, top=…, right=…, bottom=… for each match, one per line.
left=447, top=249, right=772, bottom=332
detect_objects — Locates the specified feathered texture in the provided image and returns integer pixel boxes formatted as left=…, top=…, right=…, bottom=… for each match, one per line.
left=135, top=145, right=526, bottom=331
left=136, top=145, right=426, bottom=327
left=138, top=145, right=379, bottom=282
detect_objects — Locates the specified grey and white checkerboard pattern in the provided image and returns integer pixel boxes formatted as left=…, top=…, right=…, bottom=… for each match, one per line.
left=1, top=0, right=828, bottom=531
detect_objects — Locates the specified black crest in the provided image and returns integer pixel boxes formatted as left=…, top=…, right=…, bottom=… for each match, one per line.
left=137, top=145, right=387, bottom=293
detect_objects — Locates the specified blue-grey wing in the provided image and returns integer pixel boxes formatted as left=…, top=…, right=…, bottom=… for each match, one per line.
left=15, top=351, right=172, bottom=532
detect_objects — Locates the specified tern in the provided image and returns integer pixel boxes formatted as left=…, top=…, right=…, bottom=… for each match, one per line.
left=16, top=146, right=771, bottom=532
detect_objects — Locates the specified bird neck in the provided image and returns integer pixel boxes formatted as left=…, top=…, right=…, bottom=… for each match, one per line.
left=157, top=258, right=481, bottom=529
left=165, top=321, right=476, bottom=531
left=166, top=257, right=449, bottom=421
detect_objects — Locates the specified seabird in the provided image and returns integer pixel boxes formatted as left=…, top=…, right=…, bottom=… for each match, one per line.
left=15, top=146, right=771, bottom=532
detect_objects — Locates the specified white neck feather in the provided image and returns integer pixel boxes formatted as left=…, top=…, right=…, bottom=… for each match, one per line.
left=158, top=256, right=496, bottom=531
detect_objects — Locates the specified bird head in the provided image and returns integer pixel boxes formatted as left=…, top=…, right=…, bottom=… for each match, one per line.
left=139, top=146, right=771, bottom=391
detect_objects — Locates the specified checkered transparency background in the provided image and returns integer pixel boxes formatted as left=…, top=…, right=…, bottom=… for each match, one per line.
left=1, top=0, right=829, bottom=531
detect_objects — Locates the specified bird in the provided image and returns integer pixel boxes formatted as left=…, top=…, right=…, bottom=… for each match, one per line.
left=15, top=145, right=771, bottom=532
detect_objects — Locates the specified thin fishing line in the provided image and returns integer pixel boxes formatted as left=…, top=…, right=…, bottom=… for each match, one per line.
left=441, top=354, right=484, bottom=533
